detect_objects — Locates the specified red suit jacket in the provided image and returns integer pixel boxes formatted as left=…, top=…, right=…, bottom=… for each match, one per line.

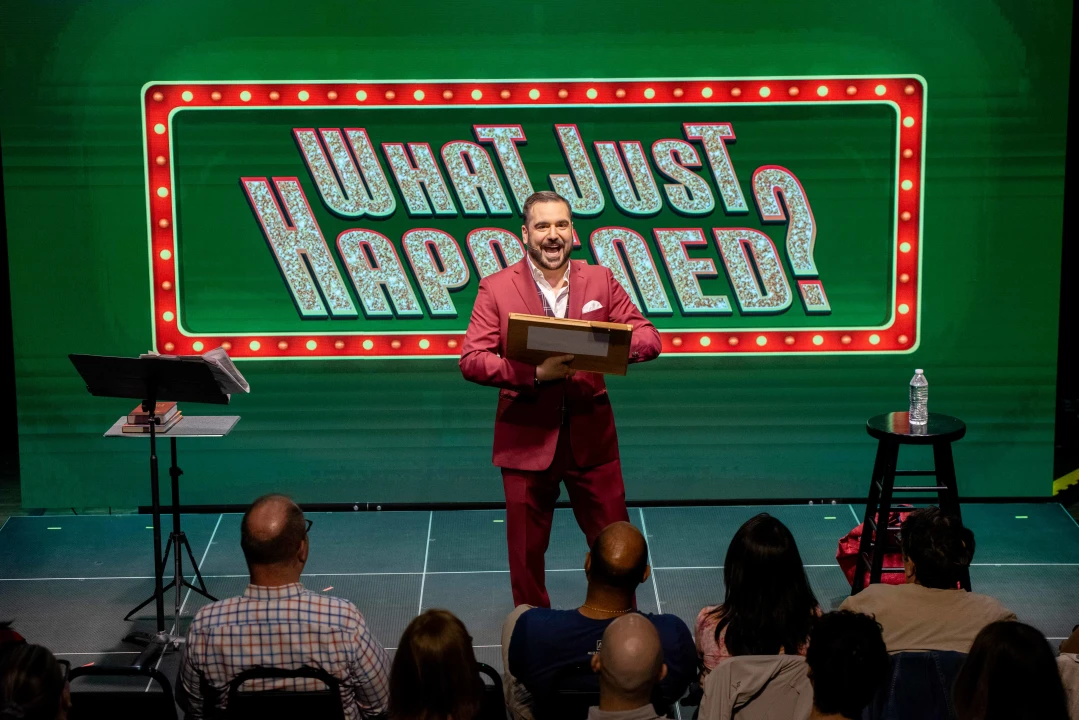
left=460, top=258, right=661, bottom=471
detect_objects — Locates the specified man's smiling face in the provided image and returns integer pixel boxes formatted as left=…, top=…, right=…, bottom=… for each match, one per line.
left=522, top=199, right=574, bottom=272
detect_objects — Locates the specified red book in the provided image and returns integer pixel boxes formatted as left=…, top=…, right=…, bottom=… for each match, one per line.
left=127, top=402, right=179, bottom=424
left=122, top=412, right=183, bottom=434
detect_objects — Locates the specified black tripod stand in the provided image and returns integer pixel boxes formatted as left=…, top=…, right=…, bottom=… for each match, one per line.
left=124, top=434, right=216, bottom=624
left=70, top=354, right=229, bottom=641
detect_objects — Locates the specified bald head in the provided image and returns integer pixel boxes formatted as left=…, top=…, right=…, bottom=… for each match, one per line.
left=596, top=615, right=665, bottom=703
left=241, top=494, right=306, bottom=568
left=588, top=522, right=649, bottom=591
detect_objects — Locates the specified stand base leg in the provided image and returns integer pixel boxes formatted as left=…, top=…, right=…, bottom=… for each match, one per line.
left=124, top=532, right=216, bottom=622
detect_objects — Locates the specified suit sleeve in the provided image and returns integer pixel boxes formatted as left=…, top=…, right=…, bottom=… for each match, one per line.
left=604, top=267, right=661, bottom=363
left=459, top=276, right=537, bottom=393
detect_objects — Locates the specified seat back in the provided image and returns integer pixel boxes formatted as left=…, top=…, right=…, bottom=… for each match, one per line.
left=225, top=665, right=345, bottom=720
left=68, top=664, right=178, bottom=720
left=533, top=661, right=598, bottom=720
left=477, top=662, right=508, bottom=720
left=863, top=651, right=967, bottom=720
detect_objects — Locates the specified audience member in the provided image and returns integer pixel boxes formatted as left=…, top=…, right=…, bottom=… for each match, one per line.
left=696, top=513, right=820, bottom=679
left=805, top=611, right=890, bottom=720
left=1058, top=654, right=1079, bottom=720
left=587, top=614, right=667, bottom=720
left=1061, top=624, right=1079, bottom=654
left=0, top=644, right=70, bottom=720
left=840, top=507, right=1015, bottom=652
left=389, top=609, right=482, bottom=720
left=699, top=653, right=811, bottom=720
left=1059, top=621, right=1079, bottom=719
left=952, top=621, right=1069, bottom=720
left=177, top=494, right=390, bottom=719
left=502, top=521, right=695, bottom=720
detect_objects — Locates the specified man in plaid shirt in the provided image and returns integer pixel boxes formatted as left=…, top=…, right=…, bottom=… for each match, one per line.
left=177, top=494, right=390, bottom=719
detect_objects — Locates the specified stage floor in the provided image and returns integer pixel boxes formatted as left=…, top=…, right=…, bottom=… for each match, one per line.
left=2, top=503, right=1078, bottom=709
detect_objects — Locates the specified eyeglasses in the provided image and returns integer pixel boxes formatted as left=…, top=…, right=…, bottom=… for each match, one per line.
left=305, top=518, right=313, bottom=536
left=57, top=658, right=70, bottom=683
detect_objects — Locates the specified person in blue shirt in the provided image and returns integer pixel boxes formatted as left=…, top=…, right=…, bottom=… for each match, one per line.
left=501, top=521, right=696, bottom=719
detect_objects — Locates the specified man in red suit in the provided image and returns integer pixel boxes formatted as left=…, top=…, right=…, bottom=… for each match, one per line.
left=460, top=191, right=662, bottom=607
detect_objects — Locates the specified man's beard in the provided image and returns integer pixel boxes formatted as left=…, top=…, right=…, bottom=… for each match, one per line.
left=526, top=236, right=571, bottom=271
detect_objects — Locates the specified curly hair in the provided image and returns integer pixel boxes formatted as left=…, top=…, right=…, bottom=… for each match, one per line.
left=900, top=507, right=974, bottom=589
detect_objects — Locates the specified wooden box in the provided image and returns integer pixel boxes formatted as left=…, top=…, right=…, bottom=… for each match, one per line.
left=506, top=313, right=633, bottom=375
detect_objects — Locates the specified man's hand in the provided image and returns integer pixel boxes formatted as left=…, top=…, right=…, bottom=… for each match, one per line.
left=535, top=354, right=576, bottom=382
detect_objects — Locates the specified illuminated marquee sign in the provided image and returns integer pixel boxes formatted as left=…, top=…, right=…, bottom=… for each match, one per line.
left=142, top=77, right=925, bottom=358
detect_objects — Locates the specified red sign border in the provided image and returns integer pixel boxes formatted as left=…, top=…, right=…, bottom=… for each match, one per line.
left=142, top=77, right=925, bottom=359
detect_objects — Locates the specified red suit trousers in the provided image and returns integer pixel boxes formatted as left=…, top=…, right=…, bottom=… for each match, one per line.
left=500, top=424, right=630, bottom=608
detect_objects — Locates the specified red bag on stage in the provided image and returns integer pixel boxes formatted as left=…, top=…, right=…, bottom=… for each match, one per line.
left=837, top=508, right=913, bottom=588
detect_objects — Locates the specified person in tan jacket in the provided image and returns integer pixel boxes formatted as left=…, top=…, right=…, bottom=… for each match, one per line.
left=1060, top=623, right=1079, bottom=719
left=1058, top=652, right=1079, bottom=720
left=697, top=610, right=891, bottom=720
left=840, top=507, right=1015, bottom=653
left=698, top=654, right=812, bottom=720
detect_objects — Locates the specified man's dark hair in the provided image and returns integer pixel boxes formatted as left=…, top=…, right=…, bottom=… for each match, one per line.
left=806, top=611, right=890, bottom=719
left=522, top=190, right=572, bottom=225
left=240, top=494, right=306, bottom=566
left=589, top=527, right=648, bottom=592
left=900, top=507, right=975, bottom=589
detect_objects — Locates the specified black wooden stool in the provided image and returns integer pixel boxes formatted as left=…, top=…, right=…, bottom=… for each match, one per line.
left=851, top=411, right=969, bottom=595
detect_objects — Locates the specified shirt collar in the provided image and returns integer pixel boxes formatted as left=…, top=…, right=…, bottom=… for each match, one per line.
left=243, top=582, right=307, bottom=601
left=586, top=706, right=660, bottom=720
left=526, top=254, right=571, bottom=289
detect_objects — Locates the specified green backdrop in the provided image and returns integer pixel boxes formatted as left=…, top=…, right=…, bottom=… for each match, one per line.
left=1, top=0, right=1069, bottom=507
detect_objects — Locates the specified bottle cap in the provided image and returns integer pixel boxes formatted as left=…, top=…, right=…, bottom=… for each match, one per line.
left=915, top=369, right=923, bottom=374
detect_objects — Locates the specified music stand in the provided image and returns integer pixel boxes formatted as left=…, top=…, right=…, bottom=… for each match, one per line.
left=69, top=354, right=229, bottom=642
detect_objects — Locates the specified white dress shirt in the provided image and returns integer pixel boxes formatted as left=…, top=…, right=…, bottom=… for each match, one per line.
left=526, top=255, right=571, bottom=318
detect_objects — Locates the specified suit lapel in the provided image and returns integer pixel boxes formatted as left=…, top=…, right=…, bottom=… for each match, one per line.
left=510, top=258, right=545, bottom=316
left=567, top=260, right=586, bottom=319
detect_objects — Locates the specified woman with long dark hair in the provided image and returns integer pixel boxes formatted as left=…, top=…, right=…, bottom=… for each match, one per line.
left=695, top=513, right=820, bottom=678
left=0, top=644, right=70, bottom=720
left=953, top=621, right=1069, bottom=720
left=389, top=609, right=483, bottom=720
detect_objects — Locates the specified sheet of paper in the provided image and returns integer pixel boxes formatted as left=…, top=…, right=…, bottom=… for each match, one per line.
left=527, top=326, right=610, bottom=357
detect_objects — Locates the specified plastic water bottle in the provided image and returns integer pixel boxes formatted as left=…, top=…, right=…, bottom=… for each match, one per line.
left=909, top=369, right=928, bottom=425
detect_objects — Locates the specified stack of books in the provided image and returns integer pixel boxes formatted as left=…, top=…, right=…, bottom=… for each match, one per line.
left=122, top=402, right=183, bottom=433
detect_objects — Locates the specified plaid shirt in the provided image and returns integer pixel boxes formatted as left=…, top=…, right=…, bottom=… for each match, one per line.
left=177, top=582, right=390, bottom=720
left=526, top=256, right=570, bottom=318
